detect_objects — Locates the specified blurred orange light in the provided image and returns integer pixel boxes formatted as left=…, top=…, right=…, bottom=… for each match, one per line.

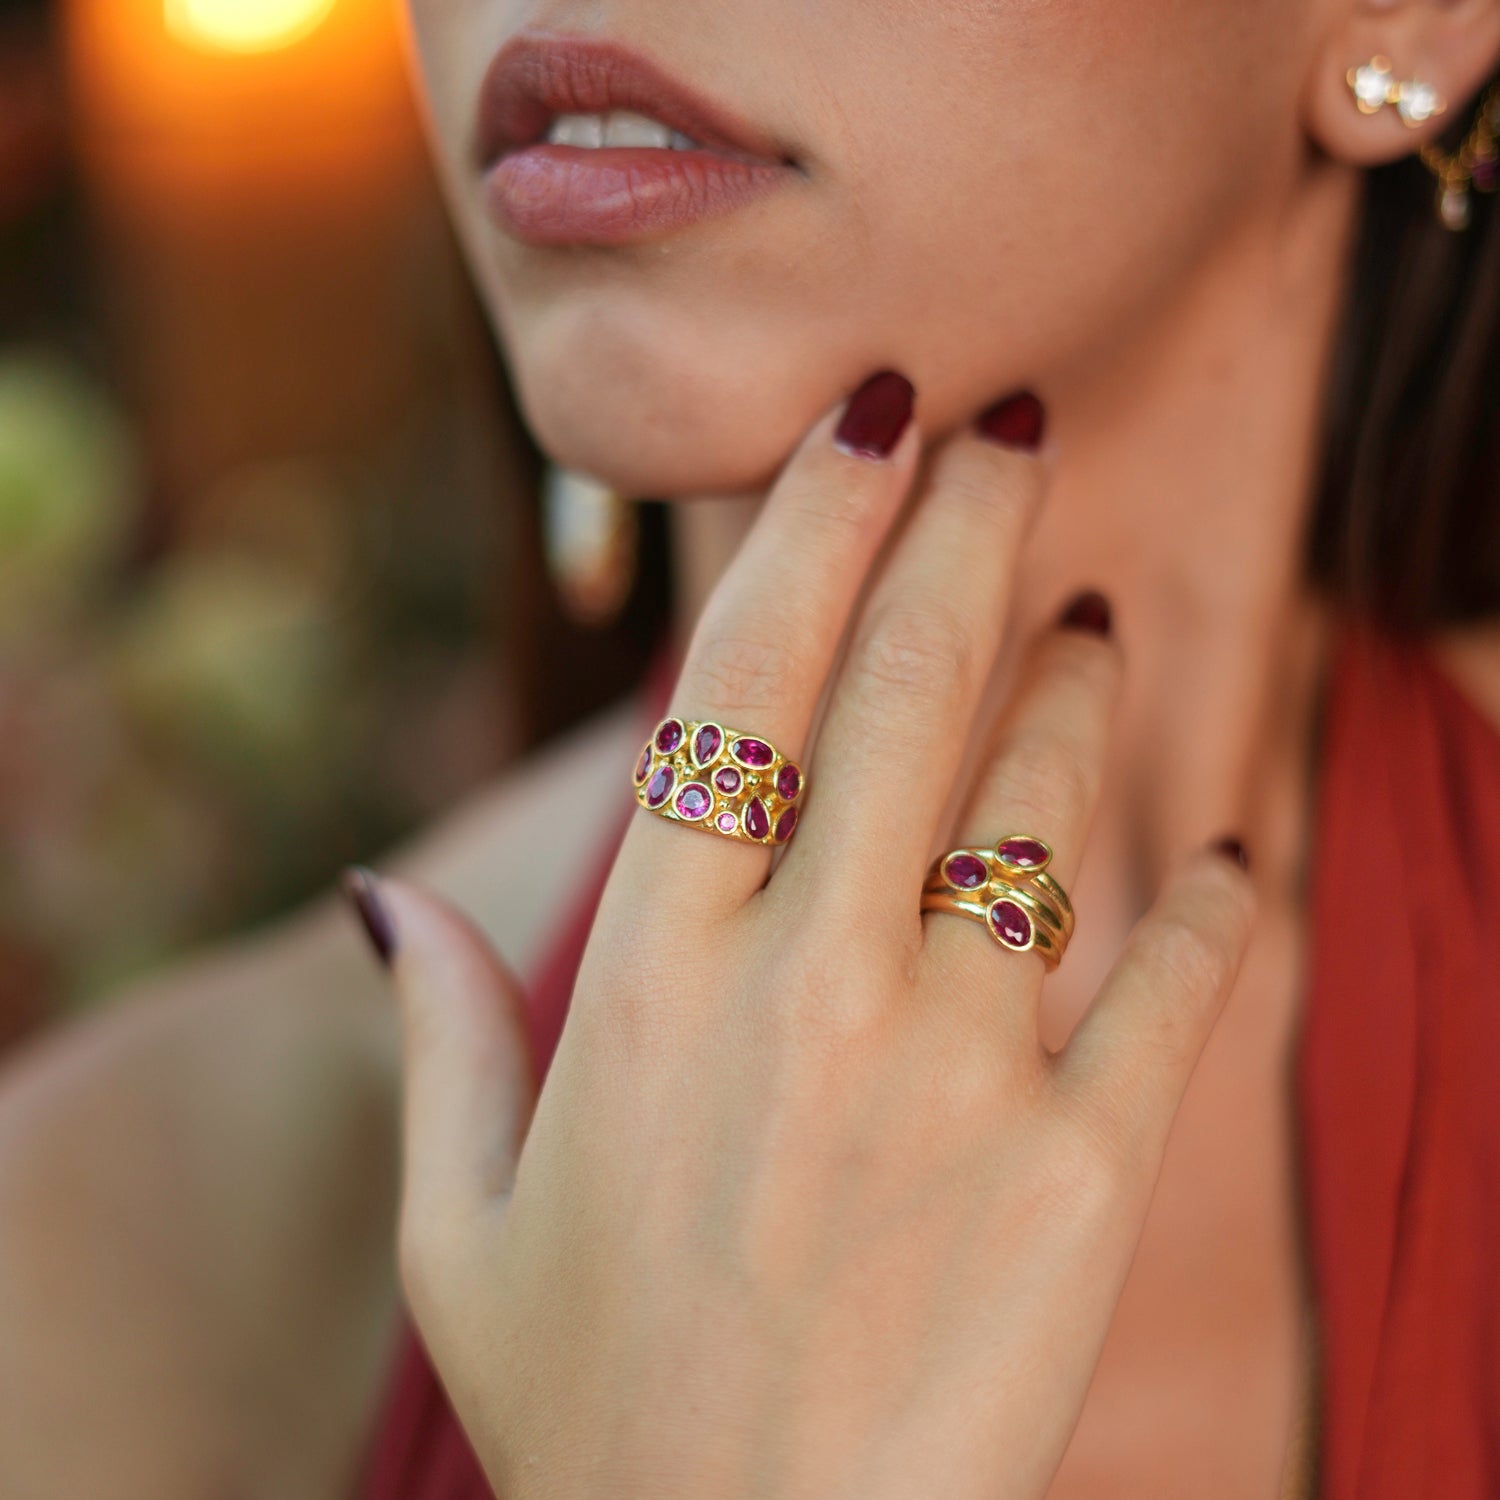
left=163, top=0, right=338, bottom=53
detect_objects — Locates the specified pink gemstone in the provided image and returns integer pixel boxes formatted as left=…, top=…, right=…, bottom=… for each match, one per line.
left=1474, top=157, right=1498, bottom=190
left=744, top=798, right=771, bottom=840
left=774, top=806, right=799, bottom=843
left=716, top=811, right=739, bottom=834
left=633, top=743, right=653, bottom=785
left=997, top=837, right=1050, bottom=871
left=989, top=900, right=1033, bottom=950
left=675, top=782, right=712, bottom=821
left=713, top=766, right=743, bottom=795
left=775, top=763, right=802, bottom=802
left=656, top=719, right=685, bottom=754
left=693, top=723, right=724, bottom=765
left=732, top=737, right=775, bottom=769
left=943, top=853, right=989, bottom=890
left=645, top=764, right=675, bottom=809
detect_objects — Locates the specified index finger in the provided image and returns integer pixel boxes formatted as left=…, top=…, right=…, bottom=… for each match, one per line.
left=611, top=371, right=921, bottom=919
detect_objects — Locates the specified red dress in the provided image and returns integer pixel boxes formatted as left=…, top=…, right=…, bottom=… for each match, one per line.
left=351, top=620, right=1500, bottom=1500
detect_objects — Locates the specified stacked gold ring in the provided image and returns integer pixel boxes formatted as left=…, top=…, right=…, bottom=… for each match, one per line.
left=634, top=717, right=804, bottom=845
left=921, top=835, right=1073, bottom=967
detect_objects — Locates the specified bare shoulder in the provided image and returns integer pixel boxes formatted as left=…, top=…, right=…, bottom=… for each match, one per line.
left=391, top=684, right=650, bottom=975
left=1428, top=617, right=1500, bottom=736
left=0, top=684, right=653, bottom=1498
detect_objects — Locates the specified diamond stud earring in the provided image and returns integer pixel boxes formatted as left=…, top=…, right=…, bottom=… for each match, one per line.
left=1347, top=55, right=1447, bottom=127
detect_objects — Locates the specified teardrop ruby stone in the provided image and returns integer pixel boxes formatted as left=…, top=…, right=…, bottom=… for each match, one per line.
left=694, top=724, right=723, bottom=764
left=744, top=798, right=771, bottom=839
left=774, top=807, right=799, bottom=842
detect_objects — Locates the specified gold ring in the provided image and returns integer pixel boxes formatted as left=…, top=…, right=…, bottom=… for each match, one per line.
left=921, top=835, right=1073, bottom=967
left=634, top=717, right=804, bottom=845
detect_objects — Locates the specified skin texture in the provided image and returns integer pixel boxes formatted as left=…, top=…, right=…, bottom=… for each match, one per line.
left=376, top=407, right=1262, bottom=1500
left=1, top=1, right=1500, bottom=1497
left=386, top=1, right=1500, bottom=1494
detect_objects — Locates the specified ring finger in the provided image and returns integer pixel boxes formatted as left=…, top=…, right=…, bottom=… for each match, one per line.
left=921, top=592, right=1122, bottom=1025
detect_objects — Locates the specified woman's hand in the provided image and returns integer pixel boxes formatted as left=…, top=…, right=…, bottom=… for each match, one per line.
left=351, top=373, right=1256, bottom=1500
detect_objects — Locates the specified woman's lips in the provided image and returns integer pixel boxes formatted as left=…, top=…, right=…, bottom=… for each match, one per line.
left=473, top=33, right=794, bottom=247
left=483, top=145, right=787, bottom=247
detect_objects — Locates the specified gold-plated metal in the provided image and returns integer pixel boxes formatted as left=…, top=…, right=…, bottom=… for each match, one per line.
left=921, top=835, right=1074, bottom=968
left=634, top=717, right=804, bottom=845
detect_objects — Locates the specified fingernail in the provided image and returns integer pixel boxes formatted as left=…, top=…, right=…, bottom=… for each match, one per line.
left=1058, top=589, right=1112, bottom=637
left=1211, top=837, right=1251, bottom=873
left=340, top=865, right=398, bottom=967
left=834, top=370, right=915, bottom=460
left=977, top=390, right=1046, bottom=450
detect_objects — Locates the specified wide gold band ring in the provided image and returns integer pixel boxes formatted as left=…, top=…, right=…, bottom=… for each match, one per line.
left=634, top=717, right=804, bottom=845
left=921, top=835, right=1073, bottom=968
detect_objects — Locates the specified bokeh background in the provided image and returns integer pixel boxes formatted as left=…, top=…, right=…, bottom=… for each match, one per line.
left=0, top=0, right=668, bottom=1044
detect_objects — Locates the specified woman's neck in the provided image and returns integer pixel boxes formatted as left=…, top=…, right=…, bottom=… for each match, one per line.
left=668, top=156, right=1361, bottom=1006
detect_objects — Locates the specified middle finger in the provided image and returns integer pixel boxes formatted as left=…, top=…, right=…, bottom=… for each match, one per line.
left=785, top=395, right=1050, bottom=918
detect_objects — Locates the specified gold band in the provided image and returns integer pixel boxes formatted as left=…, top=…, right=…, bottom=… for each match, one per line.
left=634, top=717, right=804, bottom=845
left=920, top=835, right=1074, bottom=967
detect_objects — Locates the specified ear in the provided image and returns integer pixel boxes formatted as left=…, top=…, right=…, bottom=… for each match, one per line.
left=1305, top=0, right=1500, bottom=166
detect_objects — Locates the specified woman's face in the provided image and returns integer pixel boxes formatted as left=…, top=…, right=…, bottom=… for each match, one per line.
left=402, top=1, right=1318, bottom=497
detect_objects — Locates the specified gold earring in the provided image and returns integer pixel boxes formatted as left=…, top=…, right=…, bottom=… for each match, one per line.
left=1347, top=57, right=1500, bottom=232
left=541, top=464, right=639, bottom=627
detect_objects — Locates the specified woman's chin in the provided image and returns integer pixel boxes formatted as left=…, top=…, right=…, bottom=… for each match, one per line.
left=514, top=375, right=815, bottom=502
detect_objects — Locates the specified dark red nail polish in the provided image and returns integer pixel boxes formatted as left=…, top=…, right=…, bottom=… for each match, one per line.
left=834, top=371, right=915, bottom=460
left=1212, top=837, right=1251, bottom=872
left=1058, top=590, right=1112, bottom=637
left=977, top=390, right=1046, bottom=450
left=341, top=865, right=398, bottom=967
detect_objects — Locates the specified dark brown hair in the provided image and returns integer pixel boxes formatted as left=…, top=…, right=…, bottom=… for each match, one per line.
left=1311, top=79, right=1500, bottom=633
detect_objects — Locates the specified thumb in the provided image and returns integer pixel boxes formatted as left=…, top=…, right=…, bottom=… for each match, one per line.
left=341, top=866, right=539, bottom=1222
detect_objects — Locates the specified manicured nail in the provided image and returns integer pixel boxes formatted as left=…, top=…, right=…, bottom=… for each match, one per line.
left=1211, top=837, right=1251, bottom=872
left=977, top=390, right=1046, bottom=450
left=340, top=865, right=397, bottom=967
left=834, top=370, right=915, bottom=460
left=1058, top=590, right=1112, bottom=637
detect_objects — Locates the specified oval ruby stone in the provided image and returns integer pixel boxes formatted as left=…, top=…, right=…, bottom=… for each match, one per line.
left=645, top=764, right=675, bottom=809
left=997, top=837, right=1050, bottom=871
left=774, top=807, right=799, bottom=843
left=989, top=899, right=1033, bottom=950
left=716, top=811, right=739, bottom=834
left=675, top=783, right=712, bottom=821
left=943, top=853, right=989, bottom=890
left=744, top=798, right=771, bottom=839
left=713, top=766, right=743, bottom=796
left=732, top=737, right=775, bottom=769
left=656, top=719, right=685, bottom=754
left=693, top=724, right=724, bottom=765
left=775, top=764, right=802, bottom=802
left=633, top=743, right=653, bottom=785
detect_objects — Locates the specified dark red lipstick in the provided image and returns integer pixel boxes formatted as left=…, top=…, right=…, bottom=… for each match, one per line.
left=473, top=33, right=795, bottom=246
